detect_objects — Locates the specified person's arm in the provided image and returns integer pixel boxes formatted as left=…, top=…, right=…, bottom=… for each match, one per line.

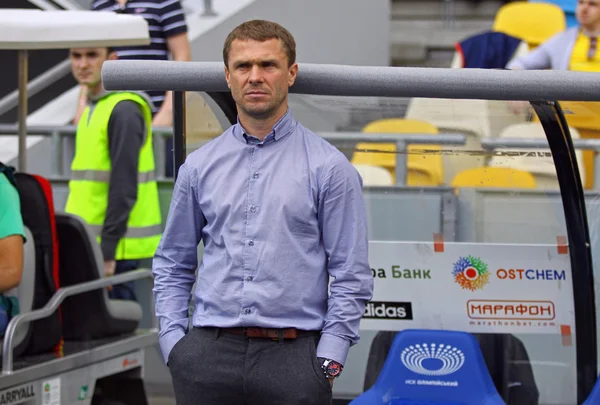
left=316, top=153, right=374, bottom=366
left=506, top=31, right=566, bottom=70
left=0, top=181, right=25, bottom=292
left=152, top=163, right=204, bottom=363
left=154, top=1, right=192, bottom=126
left=0, top=236, right=23, bottom=292
left=101, top=100, right=145, bottom=263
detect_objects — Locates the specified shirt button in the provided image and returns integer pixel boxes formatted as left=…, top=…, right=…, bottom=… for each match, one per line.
left=246, top=276, right=253, bottom=282
left=244, top=308, right=251, bottom=314
left=248, top=240, right=254, bottom=246
left=253, top=173, right=259, bottom=179
left=250, top=206, right=257, bottom=213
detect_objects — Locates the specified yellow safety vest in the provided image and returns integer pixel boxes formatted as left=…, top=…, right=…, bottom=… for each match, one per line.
left=65, top=92, right=162, bottom=260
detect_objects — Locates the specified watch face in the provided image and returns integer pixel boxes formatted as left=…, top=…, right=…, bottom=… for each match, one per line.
left=326, top=361, right=342, bottom=377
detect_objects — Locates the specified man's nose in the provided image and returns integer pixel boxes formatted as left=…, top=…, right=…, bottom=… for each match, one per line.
left=75, top=59, right=87, bottom=69
left=248, top=65, right=263, bottom=83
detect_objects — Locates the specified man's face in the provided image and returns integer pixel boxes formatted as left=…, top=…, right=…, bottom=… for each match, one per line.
left=577, top=0, right=600, bottom=29
left=69, top=47, right=115, bottom=87
left=225, top=38, right=298, bottom=120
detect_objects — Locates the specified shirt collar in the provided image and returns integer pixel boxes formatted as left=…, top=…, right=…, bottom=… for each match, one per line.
left=233, top=109, right=296, bottom=144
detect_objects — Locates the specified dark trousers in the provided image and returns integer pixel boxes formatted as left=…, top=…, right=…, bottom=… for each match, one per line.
left=109, top=260, right=139, bottom=301
left=168, top=327, right=333, bottom=405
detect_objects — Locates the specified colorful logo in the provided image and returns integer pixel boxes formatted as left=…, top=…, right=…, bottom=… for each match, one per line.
left=452, top=256, right=489, bottom=291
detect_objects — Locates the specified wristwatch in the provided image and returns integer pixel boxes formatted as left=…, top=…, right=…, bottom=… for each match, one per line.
left=319, top=358, right=343, bottom=379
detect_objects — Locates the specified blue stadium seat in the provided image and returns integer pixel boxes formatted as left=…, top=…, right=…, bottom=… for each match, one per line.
left=583, top=375, right=600, bottom=404
left=350, top=329, right=505, bottom=405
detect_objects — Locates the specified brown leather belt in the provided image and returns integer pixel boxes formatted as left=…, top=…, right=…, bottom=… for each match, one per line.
left=219, top=327, right=317, bottom=340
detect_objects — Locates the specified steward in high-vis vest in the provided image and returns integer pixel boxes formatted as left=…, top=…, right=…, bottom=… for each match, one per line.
left=65, top=46, right=162, bottom=301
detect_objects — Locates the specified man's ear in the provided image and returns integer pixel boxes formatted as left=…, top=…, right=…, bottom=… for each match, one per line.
left=288, top=62, right=298, bottom=87
left=108, top=51, right=118, bottom=61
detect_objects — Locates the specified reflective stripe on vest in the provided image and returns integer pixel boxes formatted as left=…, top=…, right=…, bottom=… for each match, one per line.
left=71, top=169, right=156, bottom=183
left=88, top=224, right=163, bottom=238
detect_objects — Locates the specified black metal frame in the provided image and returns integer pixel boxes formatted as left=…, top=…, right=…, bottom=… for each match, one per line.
left=531, top=100, right=597, bottom=403
left=172, top=91, right=187, bottom=180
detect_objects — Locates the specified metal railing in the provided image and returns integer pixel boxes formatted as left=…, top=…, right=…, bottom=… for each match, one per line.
left=0, top=60, right=71, bottom=118
left=1, top=269, right=154, bottom=375
left=202, top=0, right=217, bottom=16
left=318, top=132, right=466, bottom=186
left=5, top=123, right=600, bottom=188
left=0, top=124, right=172, bottom=180
left=0, top=124, right=467, bottom=186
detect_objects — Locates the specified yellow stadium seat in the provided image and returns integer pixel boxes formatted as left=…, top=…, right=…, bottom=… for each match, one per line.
left=451, top=167, right=537, bottom=189
left=493, top=2, right=566, bottom=48
left=351, top=119, right=444, bottom=186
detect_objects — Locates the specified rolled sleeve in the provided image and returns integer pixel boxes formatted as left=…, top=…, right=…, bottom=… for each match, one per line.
left=316, top=153, right=374, bottom=366
left=152, top=163, right=203, bottom=363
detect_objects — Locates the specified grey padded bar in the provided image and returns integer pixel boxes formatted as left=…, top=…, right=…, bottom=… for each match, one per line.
left=102, top=60, right=600, bottom=101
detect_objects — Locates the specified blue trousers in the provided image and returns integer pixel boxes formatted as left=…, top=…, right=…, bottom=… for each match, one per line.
left=109, top=260, right=139, bottom=301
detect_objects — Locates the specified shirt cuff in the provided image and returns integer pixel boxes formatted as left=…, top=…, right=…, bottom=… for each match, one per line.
left=159, top=328, right=186, bottom=364
left=316, top=333, right=351, bottom=366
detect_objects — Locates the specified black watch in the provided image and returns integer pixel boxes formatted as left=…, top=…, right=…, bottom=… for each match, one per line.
left=319, top=358, right=343, bottom=378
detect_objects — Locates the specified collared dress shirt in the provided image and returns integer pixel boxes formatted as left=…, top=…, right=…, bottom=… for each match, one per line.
left=153, top=109, right=373, bottom=366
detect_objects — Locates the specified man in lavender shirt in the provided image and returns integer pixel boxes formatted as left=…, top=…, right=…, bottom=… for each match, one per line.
left=152, top=19, right=373, bottom=405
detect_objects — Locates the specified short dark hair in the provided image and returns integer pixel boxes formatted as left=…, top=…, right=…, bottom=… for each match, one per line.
left=223, top=20, right=296, bottom=68
left=67, top=47, right=115, bottom=58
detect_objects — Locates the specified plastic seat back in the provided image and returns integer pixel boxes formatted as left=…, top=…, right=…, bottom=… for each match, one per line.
left=55, top=213, right=141, bottom=341
left=352, top=119, right=444, bottom=186
left=351, top=329, right=505, bottom=405
left=451, top=167, right=537, bottom=189
left=493, top=2, right=566, bottom=48
left=353, top=164, right=394, bottom=186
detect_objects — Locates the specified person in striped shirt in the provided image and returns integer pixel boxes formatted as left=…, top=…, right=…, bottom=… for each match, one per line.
left=76, top=0, right=192, bottom=176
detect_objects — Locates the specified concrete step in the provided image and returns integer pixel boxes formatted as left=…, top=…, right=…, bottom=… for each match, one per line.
left=390, top=19, right=493, bottom=64
left=391, top=0, right=507, bottom=20
left=390, top=0, right=507, bottom=65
